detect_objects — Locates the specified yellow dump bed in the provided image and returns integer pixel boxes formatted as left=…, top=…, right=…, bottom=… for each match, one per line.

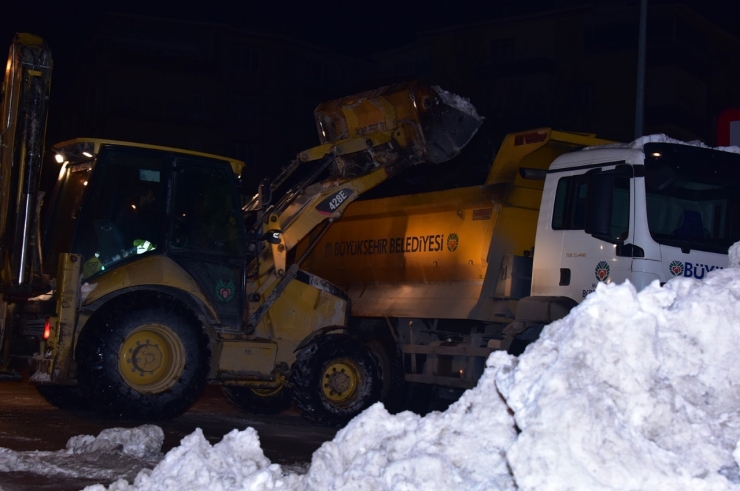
left=297, top=128, right=612, bottom=321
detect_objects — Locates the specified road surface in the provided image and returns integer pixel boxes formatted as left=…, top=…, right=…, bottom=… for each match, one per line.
left=0, top=376, right=338, bottom=491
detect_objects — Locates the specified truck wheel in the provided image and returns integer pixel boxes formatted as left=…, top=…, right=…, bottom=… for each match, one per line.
left=76, top=296, right=209, bottom=420
left=291, top=334, right=381, bottom=427
left=365, top=338, right=405, bottom=413
left=222, top=385, right=292, bottom=415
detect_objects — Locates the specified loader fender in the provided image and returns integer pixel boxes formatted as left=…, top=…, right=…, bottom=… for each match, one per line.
left=293, top=325, right=348, bottom=353
left=81, top=255, right=220, bottom=323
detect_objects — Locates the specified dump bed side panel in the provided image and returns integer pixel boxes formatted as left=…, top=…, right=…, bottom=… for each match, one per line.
left=296, top=185, right=508, bottom=319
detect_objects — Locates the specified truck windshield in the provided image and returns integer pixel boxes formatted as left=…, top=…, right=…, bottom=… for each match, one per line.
left=643, top=142, right=740, bottom=254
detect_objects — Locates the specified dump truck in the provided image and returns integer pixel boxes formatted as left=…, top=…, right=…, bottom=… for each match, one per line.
left=296, top=127, right=740, bottom=404
left=0, top=33, right=483, bottom=425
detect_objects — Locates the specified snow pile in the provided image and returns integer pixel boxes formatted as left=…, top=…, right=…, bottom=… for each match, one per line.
left=585, top=132, right=740, bottom=154
left=7, top=243, right=736, bottom=490
left=67, top=425, right=164, bottom=460
left=88, top=373, right=515, bottom=491
left=498, top=262, right=740, bottom=490
left=433, top=85, right=482, bottom=122
left=303, top=369, right=515, bottom=490
left=0, top=425, right=162, bottom=481
left=86, top=427, right=302, bottom=491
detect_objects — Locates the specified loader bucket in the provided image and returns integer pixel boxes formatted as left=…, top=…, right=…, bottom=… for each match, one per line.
left=313, top=81, right=482, bottom=173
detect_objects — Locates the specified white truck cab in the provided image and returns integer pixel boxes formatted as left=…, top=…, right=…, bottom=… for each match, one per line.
left=531, top=136, right=739, bottom=304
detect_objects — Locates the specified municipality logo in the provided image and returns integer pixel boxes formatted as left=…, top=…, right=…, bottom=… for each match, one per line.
left=215, top=277, right=235, bottom=302
left=447, top=233, right=459, bottom=252
left=595, top=261, right=610, bottom=282
left=669, top=260, right=684, bottom=276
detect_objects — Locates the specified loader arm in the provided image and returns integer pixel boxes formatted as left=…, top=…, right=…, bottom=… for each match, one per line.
left=245, top=81, right=482, bottom=324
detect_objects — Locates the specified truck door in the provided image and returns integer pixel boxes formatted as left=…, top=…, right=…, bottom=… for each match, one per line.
left=167, top=157, right=246, bottom=330
left=551, top=164, right=634, bottom=300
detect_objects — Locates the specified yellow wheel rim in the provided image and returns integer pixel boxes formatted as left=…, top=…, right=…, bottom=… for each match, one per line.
left=118, top=323, right=185, bottom=394
left=321, top=358, right=362, bottom=404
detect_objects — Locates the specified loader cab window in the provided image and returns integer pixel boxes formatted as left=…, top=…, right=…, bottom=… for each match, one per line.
left=169, top=159, right=243, bottom=256
left=73, top=147, right=166, bottom=279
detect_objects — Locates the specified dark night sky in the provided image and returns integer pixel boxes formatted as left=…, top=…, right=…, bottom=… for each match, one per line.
left=3, top=1, right=740, bottom=61
left=1, top=1, right=738, bottom=119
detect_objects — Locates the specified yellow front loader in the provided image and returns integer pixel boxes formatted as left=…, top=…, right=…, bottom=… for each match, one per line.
left=0, top=35, right=482, bottom=428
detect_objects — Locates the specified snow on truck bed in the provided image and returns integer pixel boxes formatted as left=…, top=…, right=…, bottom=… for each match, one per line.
left=586, top=132, right=740, bottom=154
left=3, top=245, right=740, bottom=490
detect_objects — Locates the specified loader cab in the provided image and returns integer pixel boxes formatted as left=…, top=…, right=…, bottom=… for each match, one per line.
left=43, top=139, right=248, bottom=327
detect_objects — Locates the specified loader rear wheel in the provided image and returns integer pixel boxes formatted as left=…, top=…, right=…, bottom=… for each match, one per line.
left=290, top=334, right=381, bottom=427
left=76, top=294, right=209, bottom=420
left=222, top=385, right=293, bottom=415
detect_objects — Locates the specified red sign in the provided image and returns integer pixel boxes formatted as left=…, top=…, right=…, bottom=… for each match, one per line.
left=716, top=109, right=740, bottom=146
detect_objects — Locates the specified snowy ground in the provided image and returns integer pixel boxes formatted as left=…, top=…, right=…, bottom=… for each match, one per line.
left=3, top=244, right=740, bottom=490
left=0, top=426, right=163, bottom=486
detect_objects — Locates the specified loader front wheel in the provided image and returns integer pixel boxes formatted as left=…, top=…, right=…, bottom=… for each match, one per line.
left=222, top=385, right=293, bottom=415
left=76, top=294, right=209, bottom=420
left=290, top=334, right=381, bottom=427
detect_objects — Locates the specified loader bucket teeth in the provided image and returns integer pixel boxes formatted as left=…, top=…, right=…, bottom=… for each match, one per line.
left=422, top=86, right=483, bottom=164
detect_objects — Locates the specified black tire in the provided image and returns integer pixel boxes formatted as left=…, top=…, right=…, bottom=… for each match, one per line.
left=290, top=334, right=381, bottom=427
left=75, top=293, right=210, bottom=420
left=222, top=385, right=293, bottom=415
left=36, top=385, right=91, bottom=411
left=365, top=338, right=405, bottom=414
